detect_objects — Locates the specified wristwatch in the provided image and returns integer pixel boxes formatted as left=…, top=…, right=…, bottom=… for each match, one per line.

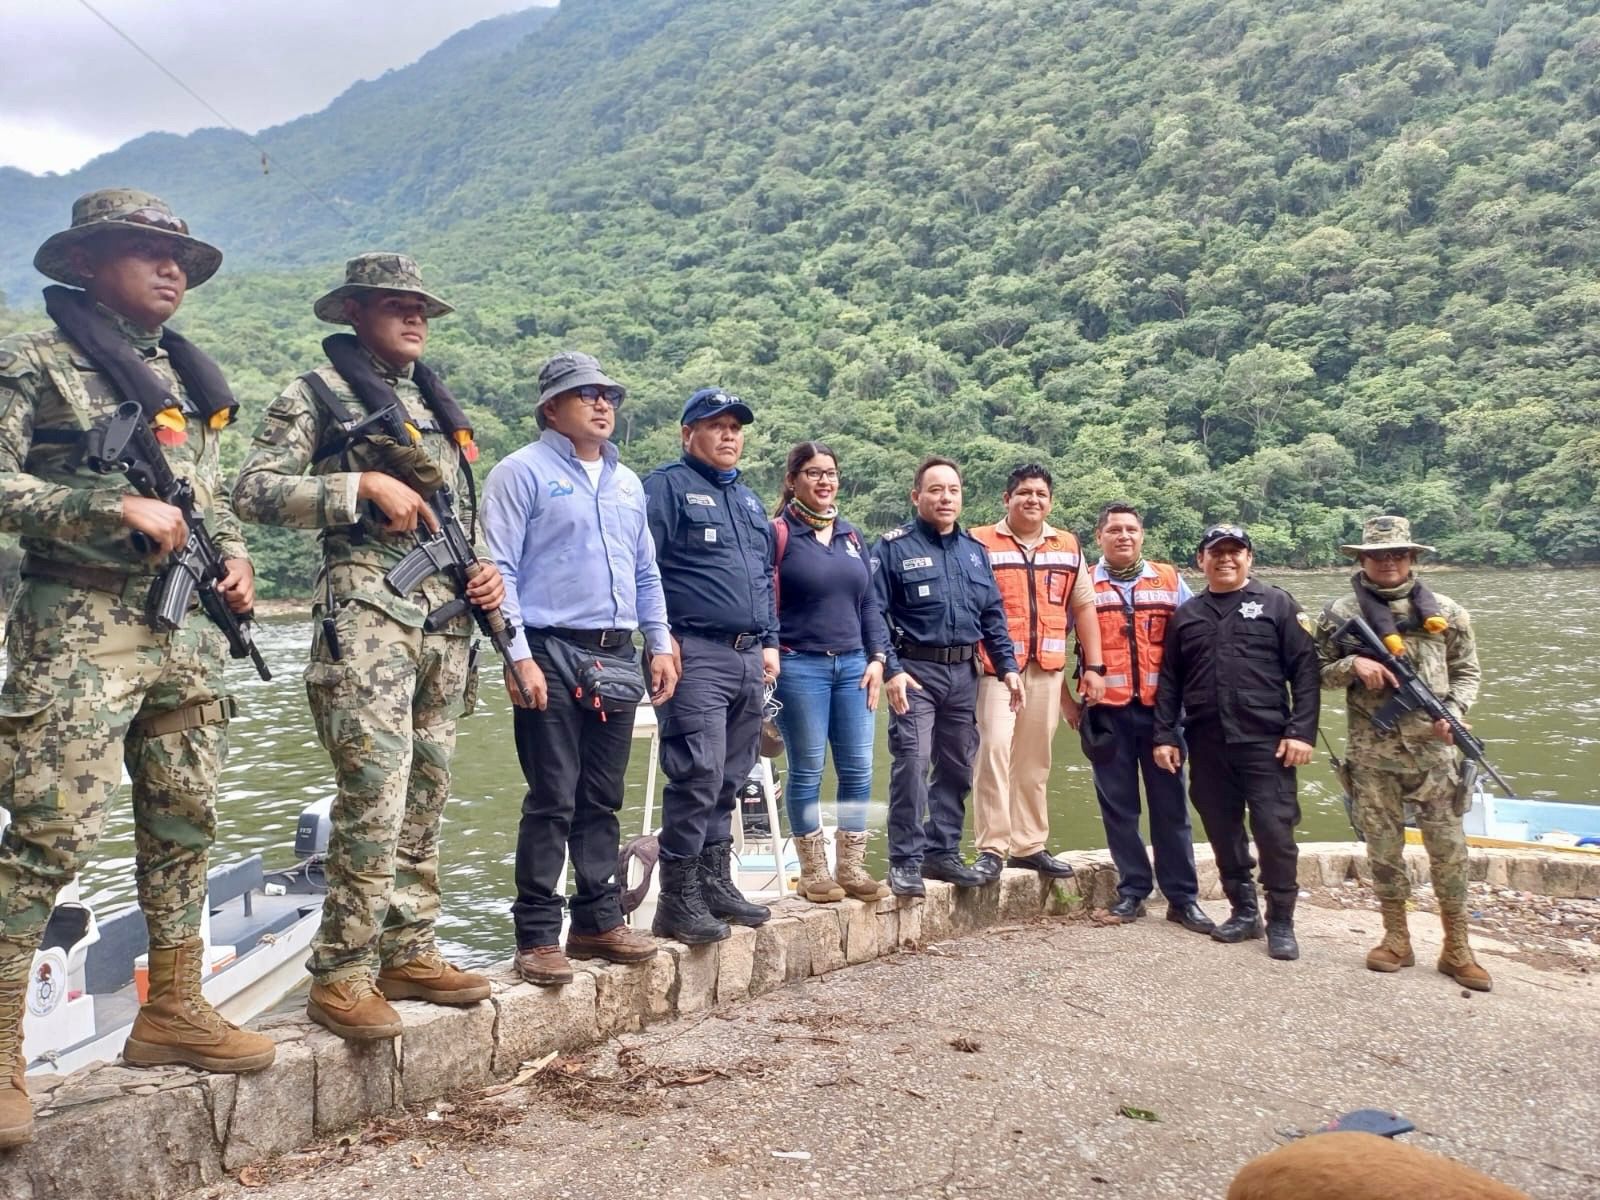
left=869, top=652, right=888, bottom=665
left=1083, top=664, right=1107, bottom=675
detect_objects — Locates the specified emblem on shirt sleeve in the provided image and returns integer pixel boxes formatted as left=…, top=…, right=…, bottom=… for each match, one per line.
left=845, top=540, right=861, bottom=558
left=1239, top=601, right=1265, bottom=619
left=1295, top=610, right=1316, bottom=635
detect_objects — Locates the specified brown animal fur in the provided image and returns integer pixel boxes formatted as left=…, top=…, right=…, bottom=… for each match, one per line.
left=1227, top=1131, right=1531, bottom=1200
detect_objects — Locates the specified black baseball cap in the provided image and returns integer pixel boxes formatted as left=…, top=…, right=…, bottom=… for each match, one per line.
left=1197, top=523, right=1252, bottom=553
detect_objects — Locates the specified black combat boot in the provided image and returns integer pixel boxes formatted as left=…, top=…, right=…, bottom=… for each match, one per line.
left=698, top=839, right=772, bottom=926
left=1265, top=893, right=1300, bottom=961
left=651, top=855, right=731, bottom=944
left=1210, top=882, right=1264, bottom=944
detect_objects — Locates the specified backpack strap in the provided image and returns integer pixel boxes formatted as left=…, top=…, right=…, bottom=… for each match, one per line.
left=771, top=515, right=790, bottom=612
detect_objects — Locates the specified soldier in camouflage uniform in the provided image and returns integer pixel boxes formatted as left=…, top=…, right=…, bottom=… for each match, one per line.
left=1315, top=515, right=1490, bottom=991
left=0, top=190, right=276, bottom=1148
left=233, top=254, right=500, bottom=1040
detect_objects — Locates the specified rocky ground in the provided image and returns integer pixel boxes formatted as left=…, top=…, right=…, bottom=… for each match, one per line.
left=180, top=881, right=1599, bottom=1200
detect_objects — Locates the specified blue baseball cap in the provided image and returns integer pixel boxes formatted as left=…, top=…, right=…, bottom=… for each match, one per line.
left=681, top=387, right=754, bottom=427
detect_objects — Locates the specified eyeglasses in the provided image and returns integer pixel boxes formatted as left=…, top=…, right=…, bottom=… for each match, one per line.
left=119, top=207, right=189, bottom=235
left=799, top=468, right=839, bottom=482
left=570, top=385, right=624, bottom=409
left=1363, top=549, right=1412, bottom=562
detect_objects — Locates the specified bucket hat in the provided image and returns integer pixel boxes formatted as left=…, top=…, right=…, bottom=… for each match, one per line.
left=34, top=188, right=222, bottom=288
left=313, top=253, right=454, bottom=324
left=1340, top=514, right=1435, bottom=557
left=537, top=350, right=624, bottom=407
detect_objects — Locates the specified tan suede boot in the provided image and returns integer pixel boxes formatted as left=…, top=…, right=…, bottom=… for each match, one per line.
left=0, top=976, right=32, bottom=1148
left=1365, top=899, right=1415, bottom=972
left=307, top=977, right=404, bottom=1040
left=124, top=938, right=276, bottom=1072
left=1437, top=903, right=1492, bottom=992
left=794, top=830, right=845, bottom=903
left=834, top=830, right=889, bottom=901
left=378, top=952, right=491, bottom=1005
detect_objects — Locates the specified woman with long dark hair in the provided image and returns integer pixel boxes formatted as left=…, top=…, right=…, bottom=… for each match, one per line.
left=770, top=441, right=889, bottom=902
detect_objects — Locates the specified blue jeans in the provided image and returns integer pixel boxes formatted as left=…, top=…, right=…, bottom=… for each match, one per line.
left=773, top=650, right=875, bottom=835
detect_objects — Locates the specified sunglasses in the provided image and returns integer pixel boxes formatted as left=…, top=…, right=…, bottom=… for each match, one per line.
left=700, top=392, right=741, bottom=409
left=1362, top=549, right=1413, bottom=562
left=118, top=207, right=190, bottom=235
left=569, top=384, right=624, bottom=409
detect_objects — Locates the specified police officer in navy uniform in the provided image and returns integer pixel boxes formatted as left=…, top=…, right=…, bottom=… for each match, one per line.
left=643, top=389, right=778, bottom=944
left=872, top=456, right=1023, bottom=896
left=1152, top=524, right=1319, bottom=961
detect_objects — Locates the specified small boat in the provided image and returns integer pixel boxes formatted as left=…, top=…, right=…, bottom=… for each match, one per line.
left=1404, top=778, right=1600, bottom=857
left=7, top=800, right=330, bottom=1077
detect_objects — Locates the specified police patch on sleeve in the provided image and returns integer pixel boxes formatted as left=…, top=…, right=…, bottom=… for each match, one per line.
left=1295, top=610, right=1316, bottom=636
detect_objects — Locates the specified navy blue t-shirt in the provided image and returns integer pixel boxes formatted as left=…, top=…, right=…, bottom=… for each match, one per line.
left=775, top=509, right=888, bottom=656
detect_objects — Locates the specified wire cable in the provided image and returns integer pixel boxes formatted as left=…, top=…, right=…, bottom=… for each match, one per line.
left=74, top=0, right=359, bottom=230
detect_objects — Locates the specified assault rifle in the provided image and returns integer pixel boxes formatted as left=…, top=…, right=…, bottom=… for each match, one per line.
left=84, top=400, right=271, bottom=680
left=1333, top=616, right=1511, bottom=794
left=361, top=405, right=531, bottom=706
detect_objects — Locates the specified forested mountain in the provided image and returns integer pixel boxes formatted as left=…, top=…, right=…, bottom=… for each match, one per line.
left=2, top=0, right=1597, bottom=595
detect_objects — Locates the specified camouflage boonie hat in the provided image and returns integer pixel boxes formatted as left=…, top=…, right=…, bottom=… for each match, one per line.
left=313, top=253, right=454, bottom=324
left=33, top=187, right=222, bottom=288
left=1340, top=514, right=1436, bottom=557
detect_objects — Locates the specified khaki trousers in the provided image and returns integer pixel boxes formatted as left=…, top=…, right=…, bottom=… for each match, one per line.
left=973, top=663, right=1063, bottom=857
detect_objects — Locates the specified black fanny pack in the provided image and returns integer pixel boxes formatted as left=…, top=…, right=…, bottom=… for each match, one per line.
left=542, top=634, right=647, bottom=718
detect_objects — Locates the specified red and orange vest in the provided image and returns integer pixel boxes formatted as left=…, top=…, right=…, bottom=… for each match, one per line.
left=970, top=524, right=1082, bottom=675
left=1092, top=562, right=1183, bottom=706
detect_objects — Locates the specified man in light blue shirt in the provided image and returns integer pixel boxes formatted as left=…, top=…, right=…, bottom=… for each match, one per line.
left=482, top=351, right=676, bottom=986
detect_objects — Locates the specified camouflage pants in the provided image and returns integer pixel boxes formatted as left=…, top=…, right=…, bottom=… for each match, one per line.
left=304, top=598, right=471, bottom=984
left=0, top=578, right=230, bottom=985
left=1350, top=763, right=1467, bottom=904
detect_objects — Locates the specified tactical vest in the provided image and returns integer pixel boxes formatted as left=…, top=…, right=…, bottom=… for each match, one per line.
left=970, top=524, right=1081, bottom=675
left=1093, top=562, right=1183, bottom=707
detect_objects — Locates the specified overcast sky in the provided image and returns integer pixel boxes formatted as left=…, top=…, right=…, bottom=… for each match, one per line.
left=0, top=1, right=552, bottom=175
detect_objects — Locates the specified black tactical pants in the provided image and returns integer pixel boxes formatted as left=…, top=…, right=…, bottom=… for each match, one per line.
left=656, top=635, right=764, bottom=862
left=510, top=633, right=635, bottom=948
left=1184, top=721, right=1300, bottom=907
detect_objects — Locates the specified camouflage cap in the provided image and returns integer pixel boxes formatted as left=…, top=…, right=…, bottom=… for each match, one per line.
left=312, top=253, right=454, bottom=324
left=1340, top=514, right=1436, bottom=557
left=33, top=188, right=222, bottom=288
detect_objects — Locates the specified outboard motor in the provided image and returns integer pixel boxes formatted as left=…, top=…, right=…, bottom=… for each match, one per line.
left=294, top=797, right=334, bottom=858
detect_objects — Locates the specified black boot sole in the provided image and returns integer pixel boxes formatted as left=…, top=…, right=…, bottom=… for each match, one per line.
left=1210, top=921, right=1264, bottom=943
left=651, top=918, right=732, bottom=945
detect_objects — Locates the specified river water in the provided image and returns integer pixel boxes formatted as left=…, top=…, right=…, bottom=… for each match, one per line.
left=48, top=569, right=1600, bottom=966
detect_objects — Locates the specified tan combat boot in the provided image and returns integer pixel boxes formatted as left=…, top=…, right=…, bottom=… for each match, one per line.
left=794, top=830, right=845, bottom=903
left=0, top=975, right=32, bottom=1148
left=834, top=829, right=890, bottom=901
left=1365, top=899, right=1416, bottom=972
left=124, top=938, right=276, bottom=1072
left=1437, top=903, right=1492, bottom=992
left=378, top=951, right=491, bottom=1005
left=307, top=977, right=404, bottom=1040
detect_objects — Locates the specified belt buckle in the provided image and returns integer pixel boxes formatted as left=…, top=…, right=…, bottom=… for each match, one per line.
left=598, top=630, right=627, bottom=650
left=733, top=633, right=756, bottom=651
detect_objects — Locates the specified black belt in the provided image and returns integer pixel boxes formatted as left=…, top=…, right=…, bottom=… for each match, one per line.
left=897, top=641, right=975, bottom=664
left=529, top=626, right=634, bottom=650
left=680, top=628, right=762, bottom=651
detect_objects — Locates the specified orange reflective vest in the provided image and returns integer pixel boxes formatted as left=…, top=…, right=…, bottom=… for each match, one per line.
left=1092, top=562, right=1184, bottom=706
left=970, top=524, right=1082, bottom=674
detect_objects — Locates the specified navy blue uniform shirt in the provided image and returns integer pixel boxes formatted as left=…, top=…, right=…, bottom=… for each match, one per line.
left=775, top=508, right=888, bottom=656
left=644, top=454, right=778, bottom=646
left=1152, top=577, right=1321, bottom=747
left=870, top=516, right=1019, bottom=678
